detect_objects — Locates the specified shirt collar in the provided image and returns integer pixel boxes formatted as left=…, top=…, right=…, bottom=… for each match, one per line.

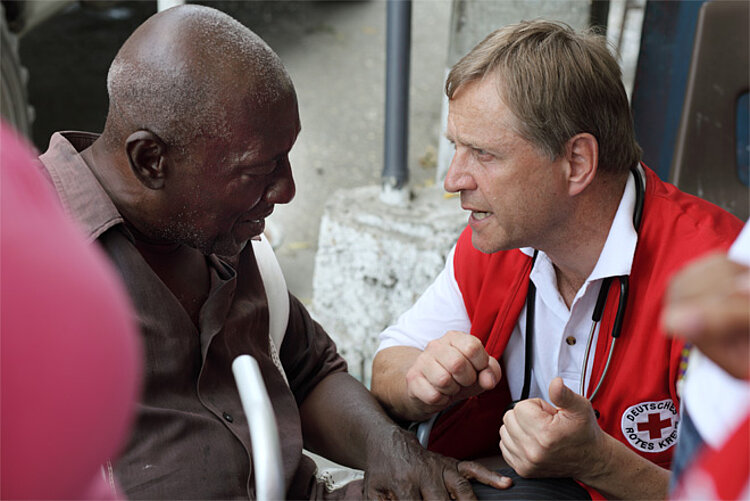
left=39, top=131, right=125, bottom=242
left=588, top=167, right=640, bottom=280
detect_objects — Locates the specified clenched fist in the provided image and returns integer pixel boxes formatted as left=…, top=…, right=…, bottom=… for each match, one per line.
left=405, top=330, right=502, bottom=415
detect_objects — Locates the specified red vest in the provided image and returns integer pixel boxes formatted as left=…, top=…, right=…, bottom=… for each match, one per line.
left=426, top=166, right=742, bottom=493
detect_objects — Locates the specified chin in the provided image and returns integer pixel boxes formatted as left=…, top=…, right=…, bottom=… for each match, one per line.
left=211, top=238, right=248, bottom=258
left=471, top=233, right=501, bottom=255
left=184, top=233, right=238, bottom=257
left=470, top=231, right=517, bottom=255
left=471, top=240, right=500, bottom=255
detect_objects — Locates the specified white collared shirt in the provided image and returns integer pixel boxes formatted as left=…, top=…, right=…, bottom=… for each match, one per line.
left=378, top=168, right=641, bottom=403
left=508, top=169, right=639, bottom=401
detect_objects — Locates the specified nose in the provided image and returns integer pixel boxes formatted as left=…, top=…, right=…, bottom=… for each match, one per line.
left=264, top=157, right=296, bottom=205
left=443, top=147, right=476, bottom=193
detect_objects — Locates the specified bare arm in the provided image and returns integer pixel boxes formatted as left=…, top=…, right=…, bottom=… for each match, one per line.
left=371, top=346, right=436, bottom=422
left=500, top=378, right=669, bottom=499
left=371, top=331, right=502, bottom=422
left=581, top=431, right=670, bottom=499
left=299, top=371, right=511, bottom=499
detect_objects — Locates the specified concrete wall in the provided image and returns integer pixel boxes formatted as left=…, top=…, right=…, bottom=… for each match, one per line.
left=447, top=0, right=591, bottom=62
left=312, top=185, right=466, bottom=385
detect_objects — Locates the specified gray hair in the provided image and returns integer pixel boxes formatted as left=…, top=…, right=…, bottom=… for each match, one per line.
left=104, top=5, right=293, bottom=153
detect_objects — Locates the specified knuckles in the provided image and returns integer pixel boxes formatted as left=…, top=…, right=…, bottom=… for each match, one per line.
left=445, top=355, right=465, bottom=375
left=425, top=338, right=446, bottom=353
left=524, top=443, right=547, bottom=468
left=461, top=337, right=486, bottom=359
left=423, top=389, right=448, bottom=406
left=404, top=366, right=422, bottom=389
left=536, top=432, right=556, bottom=451
left=433, top=371, right=455, bottom=391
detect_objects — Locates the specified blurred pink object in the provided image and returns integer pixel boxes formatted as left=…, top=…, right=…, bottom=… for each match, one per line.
left=1, top=123, right=141, bottom=499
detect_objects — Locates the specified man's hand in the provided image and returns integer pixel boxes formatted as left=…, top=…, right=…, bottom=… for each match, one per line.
left=499, top=378, right=671, bottom=498
left=302, top=372, right=512, bottom=500
left=364, top=426, right=512, bottom=500
left=405, top=330, right=502, bottom=416
left=662, top=252, right=750, bottom=379
left=498, top=378, right=606, bottom=479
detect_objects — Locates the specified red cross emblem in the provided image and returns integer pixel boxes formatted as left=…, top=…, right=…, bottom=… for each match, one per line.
left=637, top=413, right=673, bottom=439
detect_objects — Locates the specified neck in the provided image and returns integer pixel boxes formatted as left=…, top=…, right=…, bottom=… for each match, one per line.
left=80, top=140, right=119, bottom=196
left=126, top=221, right=182, bottom=255
left=80, top=138, right=159, bottom=242
left=544, top=171, right=628, bottom=307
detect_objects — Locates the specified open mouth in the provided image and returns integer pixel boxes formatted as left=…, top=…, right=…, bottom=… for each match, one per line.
left=472, top=211, right=491, bottom=221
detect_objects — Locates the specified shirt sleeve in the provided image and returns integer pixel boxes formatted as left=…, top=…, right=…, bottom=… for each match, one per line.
left=279, top=294, right=348, bottom=406
left=376, top=245, right=471, bottom=352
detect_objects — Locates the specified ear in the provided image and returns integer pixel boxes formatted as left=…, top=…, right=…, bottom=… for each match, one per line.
left=125, top=130, right=167, bottom=190
left=564, top=133, right=598, bottom=197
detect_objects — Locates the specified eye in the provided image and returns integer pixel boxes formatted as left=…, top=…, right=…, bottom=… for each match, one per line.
left=241, top=159, right=281, bottom=178
left=473, top=147, right=494, bottom=162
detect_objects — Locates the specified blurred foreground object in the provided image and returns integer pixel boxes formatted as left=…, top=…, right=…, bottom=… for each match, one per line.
left=0, top=122, right=141, bottom=499
left=665, top=222, right=750, bottom=499
left=664, top=251, right=750, bottom=381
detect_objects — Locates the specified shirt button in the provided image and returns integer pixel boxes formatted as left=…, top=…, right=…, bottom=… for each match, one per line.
left=223, top=412, right=234, bottom=423
left=566, top=336, right=576, bottom=346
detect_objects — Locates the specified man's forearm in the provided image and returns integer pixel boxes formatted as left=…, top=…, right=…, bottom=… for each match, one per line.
left=299, top=371, right=408, bottom=468
left=299, top=371, right=515, bottom=499
left=580, top=432, right=670, bottom=499
left=371, top=347, right=437, bottom=422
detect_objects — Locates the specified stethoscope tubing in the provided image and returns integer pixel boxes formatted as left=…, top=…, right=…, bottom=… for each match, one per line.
left=579, top=320, right=598, bottom=396
left=522, top=167, right=644, bottom=404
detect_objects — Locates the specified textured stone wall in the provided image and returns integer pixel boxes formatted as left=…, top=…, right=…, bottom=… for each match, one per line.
left=312, top=185, right=466, bottom=386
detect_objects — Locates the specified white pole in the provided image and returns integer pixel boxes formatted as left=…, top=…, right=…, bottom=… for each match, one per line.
left=157, top=0, right=185, bottom=12
left=232, top=355, right=285, bottom=501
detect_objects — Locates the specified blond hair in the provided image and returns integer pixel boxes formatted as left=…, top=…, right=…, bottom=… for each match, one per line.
left=446, top=20, right=641, bottom=174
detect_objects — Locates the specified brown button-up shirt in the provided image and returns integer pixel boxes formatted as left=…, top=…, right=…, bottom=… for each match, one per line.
left=39, top=132, right=349, bottom=499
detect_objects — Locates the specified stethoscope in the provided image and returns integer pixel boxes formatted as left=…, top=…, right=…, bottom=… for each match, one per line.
left=516, top=167, right=645, bottom=404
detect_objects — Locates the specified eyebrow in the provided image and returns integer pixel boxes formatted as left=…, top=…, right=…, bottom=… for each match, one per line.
left=236, top=128, right=301, bottom=168
left=445, top=132, right=485, bottom=150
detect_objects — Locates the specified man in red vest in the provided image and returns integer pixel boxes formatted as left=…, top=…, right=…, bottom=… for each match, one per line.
left=371, top=20, right=742, bottom=499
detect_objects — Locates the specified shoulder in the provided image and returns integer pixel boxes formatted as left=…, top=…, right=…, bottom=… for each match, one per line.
left=640, top=168, right=742, bottom=264
left=642, top=167, right=743, bottom=245
left=633, top=167, right=743, bottom=288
